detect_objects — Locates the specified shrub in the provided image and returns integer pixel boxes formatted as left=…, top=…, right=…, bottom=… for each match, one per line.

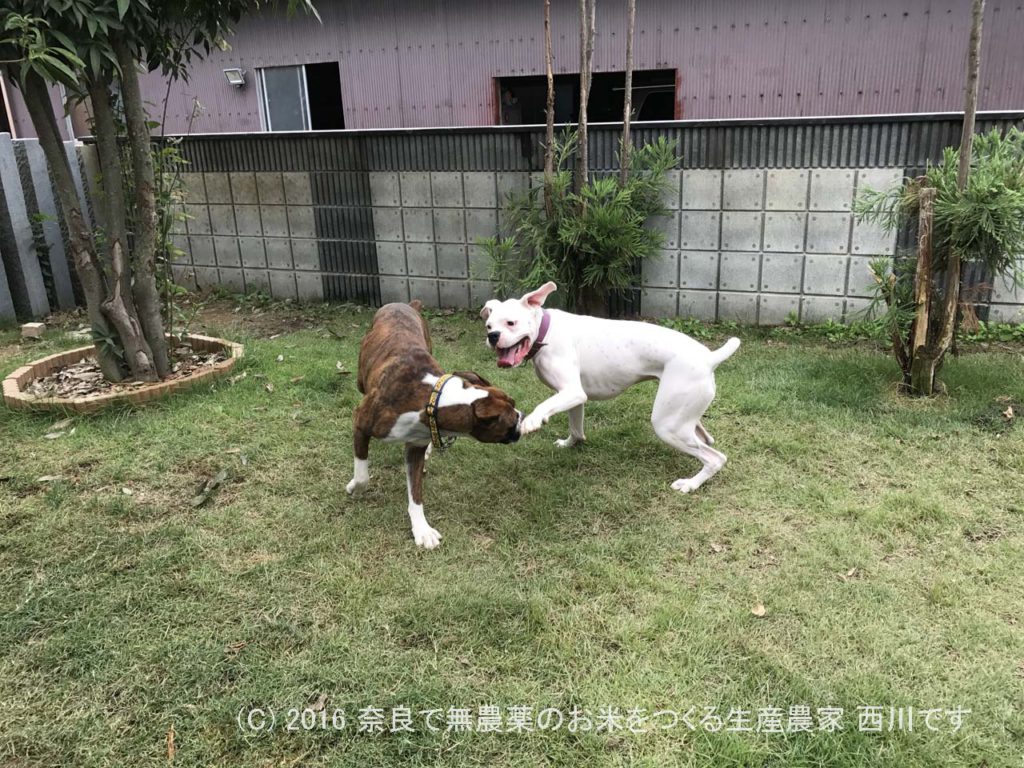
left=478, top=131, right=678, bottom=314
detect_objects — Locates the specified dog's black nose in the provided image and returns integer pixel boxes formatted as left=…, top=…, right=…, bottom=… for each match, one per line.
left=487, top=331, right=501, bottom=346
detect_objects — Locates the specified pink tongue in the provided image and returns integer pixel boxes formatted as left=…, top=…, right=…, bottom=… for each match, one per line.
left=497, top=344, right=518, bottom=368
left=497, top=341, right=526, bottom=368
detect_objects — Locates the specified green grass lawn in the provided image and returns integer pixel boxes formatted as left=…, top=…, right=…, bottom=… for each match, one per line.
left=2, top=301, right=1023, bottom=767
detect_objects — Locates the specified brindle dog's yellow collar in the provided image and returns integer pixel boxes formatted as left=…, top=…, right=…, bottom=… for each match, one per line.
left=426, top=374, right=458, bottom=452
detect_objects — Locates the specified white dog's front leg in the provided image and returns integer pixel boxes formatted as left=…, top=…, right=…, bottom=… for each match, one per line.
left=522, top=388, right=587, bottom=435
left=555, top=403, right=586, bottom=448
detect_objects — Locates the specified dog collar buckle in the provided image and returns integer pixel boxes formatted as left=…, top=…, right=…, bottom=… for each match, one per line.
left=426, top=373, right=458, bottom=453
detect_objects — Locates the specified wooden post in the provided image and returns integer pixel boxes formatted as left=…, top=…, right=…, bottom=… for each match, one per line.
left=909, top=185, right=936, bottom=394
left=911, top=185, right=935, bottom=355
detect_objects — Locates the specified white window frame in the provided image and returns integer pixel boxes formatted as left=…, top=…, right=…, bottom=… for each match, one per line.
left=257, top=65, right=313, bottom=132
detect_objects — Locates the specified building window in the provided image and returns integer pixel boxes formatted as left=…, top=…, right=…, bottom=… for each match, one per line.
left=258, top=63, right=345, bottom=132
left=497, top=69, right=676, bottom=125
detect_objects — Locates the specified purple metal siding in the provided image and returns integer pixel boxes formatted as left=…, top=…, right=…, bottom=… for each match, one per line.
left=5, top=0, right=1023, bottom=137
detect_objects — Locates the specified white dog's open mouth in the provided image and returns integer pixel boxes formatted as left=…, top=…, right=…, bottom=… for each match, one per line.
left=496, top=337, right=531, bottom=368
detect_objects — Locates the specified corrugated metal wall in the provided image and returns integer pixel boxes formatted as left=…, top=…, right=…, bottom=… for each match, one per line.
left=130, top=0, right=1024, bottom=135
left=181, top=113, right=1024, bottom=172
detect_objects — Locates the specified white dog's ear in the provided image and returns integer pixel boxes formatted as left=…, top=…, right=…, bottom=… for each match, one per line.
left=479, top=299, right=501, bottom=321
left=521, top=282, right=557, bottom=308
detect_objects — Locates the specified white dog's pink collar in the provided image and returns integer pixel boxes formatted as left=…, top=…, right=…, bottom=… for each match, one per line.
left=524, top=310, right=551, bottom=362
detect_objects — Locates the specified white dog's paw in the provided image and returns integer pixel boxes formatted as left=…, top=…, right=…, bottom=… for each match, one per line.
left=671, top=478, right=698, bottom=494
left=412, top=524, right=443, bottom=549
left=555, top=436, right=584, bottom=449
left=521, top=413, right=547, bottom=435
left=346, top=478, right=368, bottom=495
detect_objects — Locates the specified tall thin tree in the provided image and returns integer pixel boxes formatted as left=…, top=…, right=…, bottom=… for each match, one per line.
left=543, top=0, right=555, bottom=213
left=619, top=0, right=636, bottom=184
left=574, top=0, right=595, bottom=194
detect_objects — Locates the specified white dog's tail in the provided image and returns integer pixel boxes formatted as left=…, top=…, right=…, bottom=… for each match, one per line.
left=709, top=337, right=741, bottom=369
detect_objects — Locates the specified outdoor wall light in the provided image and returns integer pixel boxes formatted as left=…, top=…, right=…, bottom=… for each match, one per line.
left=223, top=68, right=246, bottom=88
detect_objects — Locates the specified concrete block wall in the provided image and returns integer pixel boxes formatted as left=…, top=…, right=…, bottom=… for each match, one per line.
left=367, top=170, right=520, bottom=309
left=170, top=170, right=326, bottom=302
left=639, top=167, right=908, bottom=325
left=165, top=120, right=1024, bottom=326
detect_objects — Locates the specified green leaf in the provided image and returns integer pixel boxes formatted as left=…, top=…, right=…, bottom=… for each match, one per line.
left=117, top=0, right=130, bottom=19
left=36, top=53, right=78, bottom=83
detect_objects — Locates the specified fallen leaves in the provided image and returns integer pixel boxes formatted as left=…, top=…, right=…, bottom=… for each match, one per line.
left=191, top=469, right=229, bottom=508
left=309, top=692, right=329, bottom=712
left=24, top=347, right=226, bottom=400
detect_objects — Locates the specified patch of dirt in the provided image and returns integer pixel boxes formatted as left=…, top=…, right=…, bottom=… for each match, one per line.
left=190, top=297, right=372, bottom=339
left=24, top=343, right=226, bottom=400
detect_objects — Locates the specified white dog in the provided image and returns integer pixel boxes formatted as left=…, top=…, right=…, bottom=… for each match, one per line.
left=480, top=282, right=740, bottom=493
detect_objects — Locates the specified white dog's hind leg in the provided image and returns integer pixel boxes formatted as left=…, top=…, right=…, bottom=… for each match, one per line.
left=696, top=421, right=715, bottom=446
left=555, top=404, right=586, bottom=448
left=661, top=429, right=727, bottom=493
left=651, top=370, right=726, bottom=493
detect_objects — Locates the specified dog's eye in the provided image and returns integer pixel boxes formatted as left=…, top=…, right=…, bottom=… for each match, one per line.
left=506, top=320, right=515, bottom=327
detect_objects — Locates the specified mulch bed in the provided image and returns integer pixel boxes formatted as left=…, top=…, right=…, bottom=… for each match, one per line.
left=24, top=344, right=228, bottom=400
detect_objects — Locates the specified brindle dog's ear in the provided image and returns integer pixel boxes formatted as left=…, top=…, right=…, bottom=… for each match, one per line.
left=454, top=370, right=492, bottom=388
left=473, top=394, right=504, bottom=418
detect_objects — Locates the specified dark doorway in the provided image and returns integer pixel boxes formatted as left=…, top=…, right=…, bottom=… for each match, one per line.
left=305, top=62, right=345, bottom=130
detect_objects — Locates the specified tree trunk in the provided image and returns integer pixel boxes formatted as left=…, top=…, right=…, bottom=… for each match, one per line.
left=619, top=0, right=636, bottom=185
left=89, top=76, right=159, bottom=382
left=574, top=0, right=595, bottom=194
left=116, top=39, right=170, bottom=378
left=543, top=0, right=555, bottom=215
left=20, top=71, right=125, bottom=381
left=912, top=0, right=985, bottom=396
